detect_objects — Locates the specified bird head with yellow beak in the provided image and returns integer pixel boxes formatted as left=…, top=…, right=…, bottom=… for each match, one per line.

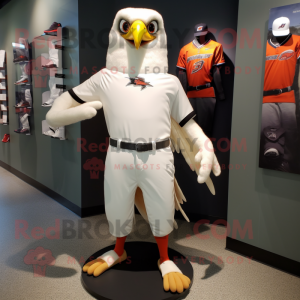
left=106, top=8, right=168, bottom=77
left=120, top=19, right=157, bottom=50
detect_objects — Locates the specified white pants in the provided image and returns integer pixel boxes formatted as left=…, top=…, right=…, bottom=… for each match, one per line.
left=104, top=145, right=175, bottom=238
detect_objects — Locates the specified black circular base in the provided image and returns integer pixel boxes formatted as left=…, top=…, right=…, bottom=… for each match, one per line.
left=81, top=241, right=193, bottom=300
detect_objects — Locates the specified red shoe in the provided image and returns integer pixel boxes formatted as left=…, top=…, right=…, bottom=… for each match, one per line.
left=14, top=76, right=29, bottom=85
left=13, top=56, right=29, bottom=63
left=15, top=101, right=30, bottom=108
left=2, top=134, right=10, bottom=143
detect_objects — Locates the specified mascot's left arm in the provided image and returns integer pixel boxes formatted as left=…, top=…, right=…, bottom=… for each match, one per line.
left=182, top=118, right=221, bottom=190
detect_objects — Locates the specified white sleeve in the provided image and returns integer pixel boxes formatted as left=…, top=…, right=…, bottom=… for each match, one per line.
left=171, top=77, right=196, bottom=127
left=69, top=71, right=102, bottom=103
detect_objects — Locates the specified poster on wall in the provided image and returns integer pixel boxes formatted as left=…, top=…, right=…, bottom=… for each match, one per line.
left=259, top=3, right=300, bottom=174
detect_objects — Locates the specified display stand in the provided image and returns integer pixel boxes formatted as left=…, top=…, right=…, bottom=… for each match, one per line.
left=33, top=27, right=66, bottom=140
left=81, top=241, right=193, bottom=300
left=12, top=39, right=33, bottom=135
left=0, top=51, right=8, bottom=125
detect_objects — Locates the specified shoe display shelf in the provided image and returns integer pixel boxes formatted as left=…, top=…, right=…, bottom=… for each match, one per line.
left=12, top=39, right=33, bottom=136
left=0, top=51, right=8, bottom=125
left=33, top=26, right=67, bottom=140
left=34, top=26, right=66, bottom=107
left=42, top=119, right=66, bottom=140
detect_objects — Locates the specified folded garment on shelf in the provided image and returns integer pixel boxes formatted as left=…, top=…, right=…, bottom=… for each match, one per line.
left=0, top=50, right=5, bottom=68
left=2, top=111, right=7, bottom=123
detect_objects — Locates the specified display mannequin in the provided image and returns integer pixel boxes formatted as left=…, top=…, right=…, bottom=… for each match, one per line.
left=176, top=23, right=225, bottom=137
left=260, top=16, right=300, bottom=173
left=46, top=8, right=221, bottom=294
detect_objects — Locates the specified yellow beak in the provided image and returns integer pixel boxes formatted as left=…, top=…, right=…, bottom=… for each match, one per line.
left=121, top=20, right=156, bottom=50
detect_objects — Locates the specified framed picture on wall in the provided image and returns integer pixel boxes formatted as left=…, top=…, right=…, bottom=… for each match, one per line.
left=259, top=3, right=300, bottom=174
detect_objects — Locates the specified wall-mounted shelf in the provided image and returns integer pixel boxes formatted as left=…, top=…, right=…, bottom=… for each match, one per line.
left=12, top=39, right=33, bottom=134
left=0, top=50, right=8, bottom=125
left=33, top=26, right=67, bottom=140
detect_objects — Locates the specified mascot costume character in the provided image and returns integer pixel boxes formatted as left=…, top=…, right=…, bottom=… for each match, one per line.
left=46, top=8, right=221, bottom=294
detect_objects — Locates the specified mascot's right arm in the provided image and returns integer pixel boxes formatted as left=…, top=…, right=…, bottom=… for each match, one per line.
left=46, top=89, right=102, bottom=127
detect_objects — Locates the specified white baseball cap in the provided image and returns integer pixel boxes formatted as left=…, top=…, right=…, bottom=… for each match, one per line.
left=272, top=17, right=290, bottom=36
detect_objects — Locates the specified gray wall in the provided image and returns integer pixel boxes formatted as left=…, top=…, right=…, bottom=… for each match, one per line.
left=0, top=0, right=81, bottom=206
left=228, top=0, right=300, bottom=262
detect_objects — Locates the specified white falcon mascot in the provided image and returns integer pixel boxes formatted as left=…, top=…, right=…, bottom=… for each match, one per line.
left=47, top=8, right=221, bottom=294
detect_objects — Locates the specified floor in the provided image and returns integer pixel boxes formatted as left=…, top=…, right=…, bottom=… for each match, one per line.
left=0, top=166, right=299, bottom=300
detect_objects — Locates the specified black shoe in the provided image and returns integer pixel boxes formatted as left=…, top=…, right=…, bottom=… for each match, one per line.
left=14, top=128, right=22, bottom=133
left=13, top=55, right=28, bottom=63
left=44, top=22, right=62, bottom=36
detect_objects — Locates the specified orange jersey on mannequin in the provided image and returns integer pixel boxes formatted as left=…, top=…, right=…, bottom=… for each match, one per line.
left=177, top=39, right=225, bottom=98
left=263, top=34, right=300, bottom=104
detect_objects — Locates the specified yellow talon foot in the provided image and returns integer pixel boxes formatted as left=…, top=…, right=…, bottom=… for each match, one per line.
left=82, top=250, right=127, bottom=277
left=82, top=258, right=102, bottom=273
left=163, top=272, right=190, bottom=294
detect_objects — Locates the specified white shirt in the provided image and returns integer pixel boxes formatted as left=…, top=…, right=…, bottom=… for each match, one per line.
left=72, top=69, right=195, bottom=142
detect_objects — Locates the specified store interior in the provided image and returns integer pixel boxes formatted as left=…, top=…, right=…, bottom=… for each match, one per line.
left=0, top=0, right=299, bottom=299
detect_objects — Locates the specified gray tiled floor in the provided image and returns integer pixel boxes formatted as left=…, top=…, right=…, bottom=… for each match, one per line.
left=0, top=167, right=299, bottom=299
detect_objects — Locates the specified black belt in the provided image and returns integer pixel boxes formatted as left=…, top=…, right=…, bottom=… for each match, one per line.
left=110, top=138, right=170, bottom=152
left=188, top=83, right=212, bottom=91
left=263, top=86, right=292, bottom=97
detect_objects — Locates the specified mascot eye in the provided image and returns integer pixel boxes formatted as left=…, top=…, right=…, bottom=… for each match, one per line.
left=148, top=21, right=158, bottom=34
left=120, top=20, right=130, bottom=33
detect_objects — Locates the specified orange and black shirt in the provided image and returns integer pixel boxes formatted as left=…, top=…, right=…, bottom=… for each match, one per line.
left=177, top=39, right=225, bottom=98
left=263, top=34, right=300, bottom=104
